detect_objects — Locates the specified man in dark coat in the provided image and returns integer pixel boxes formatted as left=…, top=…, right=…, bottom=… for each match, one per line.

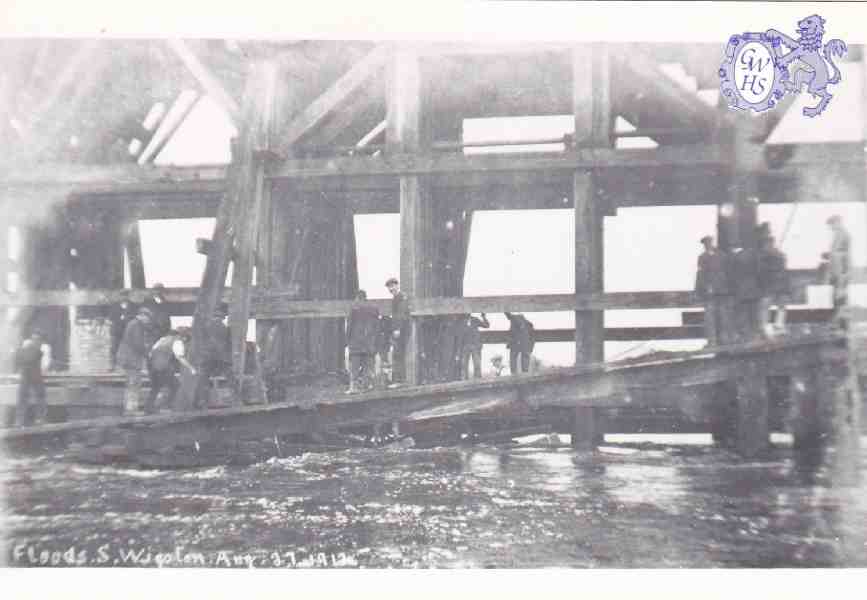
left=143, top=283, right=172, bottom=339
left=346, top=290, right=380, bottom=393
left=695, top=235, right=732, bottom=346
left=504, top=312, right=534, bottom=374
left=386, top=277, right=411, bottom=386
left=14, top=330, right=47, bottom=426
left=116, top=307, right=154, bottom=414
left=459, top=313, right=490, bottom=379
left=826, top=215, right=851, bottom=330
left=109, top=290, right=137, bottom=370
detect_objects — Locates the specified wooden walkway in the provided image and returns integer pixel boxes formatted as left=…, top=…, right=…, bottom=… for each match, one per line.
left=1, top=331, right=854, bottom=461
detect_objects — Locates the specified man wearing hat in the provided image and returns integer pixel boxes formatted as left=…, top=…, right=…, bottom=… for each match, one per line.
left=826, top=215, right=851, bottom=329
left=116, top=307, right=154, bottom=414
left=145, top=326, right=195, bottom=414
left=14, top=329, right=48, bottom=426
left=144, top=283, right=172, bottom=339
left=695, top=235, right=731, bottom=346
left=385, top=278, right=410, bottom=386
left=109, top=289, right=137, bottom=371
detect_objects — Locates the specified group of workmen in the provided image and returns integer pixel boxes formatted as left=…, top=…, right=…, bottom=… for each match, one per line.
left=695, top=215, right=851, bottom=346
left=110, top=285, right=233, bottom=415
left=344, top=278, right=536, bottom=393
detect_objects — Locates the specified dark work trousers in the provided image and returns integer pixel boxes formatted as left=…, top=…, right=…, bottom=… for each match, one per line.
left=145, top=363, right=179, bottom=414
left=461, top=347, right=483, bottom=379
left=833, top=285, right=849, bottom=331
left=703, top=296, right=735, bottom=346
left=16, top=373, right=46, bottom=426
left=510, top=349, right=530, bottom=374
left=734, top=299, right=763, bottom=343
left=392, top=329, right=408, bottom=383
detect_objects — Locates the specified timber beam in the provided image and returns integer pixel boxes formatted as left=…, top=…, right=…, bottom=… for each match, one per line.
left=1, top=142, right=862, bottom=201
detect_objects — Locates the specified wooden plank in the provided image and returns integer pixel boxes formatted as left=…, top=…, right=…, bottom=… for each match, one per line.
left=166, top=39, right=241, bottom=124
left=612, top=45, right=722, bottom=132
left=139, top=93, right=200, bottom=164
left=275, top=45, right=390, bottom=157
left=303, top=83, right=384, bottom=149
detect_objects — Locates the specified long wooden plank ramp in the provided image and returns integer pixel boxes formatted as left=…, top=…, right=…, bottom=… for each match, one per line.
left=1, top=332, right=851, bottom=460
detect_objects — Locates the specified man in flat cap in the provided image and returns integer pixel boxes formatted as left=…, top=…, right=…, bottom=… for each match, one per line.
left=386, top=278, right=410, bottom=386
left=146, top=326, right=195, bottom=414
left=116, top=307, right=153, bottom=414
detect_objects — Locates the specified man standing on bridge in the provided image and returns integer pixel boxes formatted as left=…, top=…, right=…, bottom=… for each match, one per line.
left=459, top=313, right=490, bottom=379
left=504, top=312, right=534, bottom=374
left=14, top=329, right=47, bottom=426
left=825, top=215, right=851, bottom=330
left=346, top=290, right=380, bottom=393
left=386, top=278, right=411, bottom=387
left=695, top=235, right=731, bottom=346
left=109, top=290, right=137, bottom=371
left=116, top=307, right=154, bottom=414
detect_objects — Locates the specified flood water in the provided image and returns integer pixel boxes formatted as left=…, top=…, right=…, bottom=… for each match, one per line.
left=3, top=436, right=867, bottom=568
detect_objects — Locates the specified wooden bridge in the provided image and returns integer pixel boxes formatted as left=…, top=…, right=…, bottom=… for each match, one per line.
left=3, top=330, right=863, bottom=474
left=0, top=40, right=865, bottom=472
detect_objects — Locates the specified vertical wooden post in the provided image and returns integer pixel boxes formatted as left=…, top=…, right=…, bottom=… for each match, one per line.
left=571, top=406, right=597, bottom=450
left=124, top=220, right=146, bottom=289
left=572, top=44, right=609, bottom=366
left=735, top=361, right=769, bottom=457
left=387, top=45, right=428, bottom=385
left=571, top=44, right=610, bottom=446
left=229, top=61, right=279, bottom=390
left=791, top=368, right=821, bottom=450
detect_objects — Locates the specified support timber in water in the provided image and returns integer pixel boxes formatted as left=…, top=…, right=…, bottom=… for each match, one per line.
left=0, top=41, right=865, bottom=470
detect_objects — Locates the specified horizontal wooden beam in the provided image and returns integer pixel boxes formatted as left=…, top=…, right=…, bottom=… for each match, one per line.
left=0, top=285, right=299, bottom=308
left=481, top=326, right=706, bottom=344
left=1, top=143, right=861, bottom=216
left=249, top=291, right=702, bottom=319
left=0, top=163, right=228, bottom=195
left=268, top=144, right=727, bottom=179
